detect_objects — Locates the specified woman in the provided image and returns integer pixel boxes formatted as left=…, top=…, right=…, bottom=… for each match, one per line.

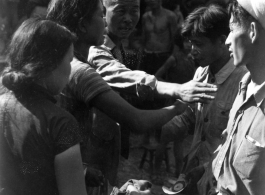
left=47, top=0, right=187, bottom=192
left=0, top=18, right=87, bottom=195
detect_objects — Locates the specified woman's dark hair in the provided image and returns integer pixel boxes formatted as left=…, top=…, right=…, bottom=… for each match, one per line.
left=46, top=0, right=99, bottom=35
left=181, top=4, right=230, bottom=42
left=2, top=18, right=76, bottom=90
left=227, top=0, right=256, bottom=29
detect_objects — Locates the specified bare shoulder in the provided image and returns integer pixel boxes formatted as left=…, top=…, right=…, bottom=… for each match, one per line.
left=163, top=8, right=177, bottom=18
left=142, top=11, right=152, bottom=20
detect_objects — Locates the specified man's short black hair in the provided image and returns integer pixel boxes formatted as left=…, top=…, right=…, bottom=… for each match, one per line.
left=227, top=0, right=257, bottom=29
left=181, top=4, right=230, bottom=41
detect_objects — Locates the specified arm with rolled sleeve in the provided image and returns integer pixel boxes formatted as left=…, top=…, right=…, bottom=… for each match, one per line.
left=88, top=45, right=217, bottom=103
left=88, top=45, right=156, bottom=100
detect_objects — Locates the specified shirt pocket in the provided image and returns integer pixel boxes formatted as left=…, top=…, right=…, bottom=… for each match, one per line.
left=212, top=101, right=231, bottom=135
left=233, top=135, right=265, bottom=180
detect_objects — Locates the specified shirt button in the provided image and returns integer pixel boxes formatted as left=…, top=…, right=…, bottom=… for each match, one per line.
left=204, top=118, right=209, bottom=122
left=210, top=78, right=216, bottom=83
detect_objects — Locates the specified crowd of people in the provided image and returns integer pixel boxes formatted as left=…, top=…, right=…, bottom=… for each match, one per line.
left=0, top=0, right=264, bottom=195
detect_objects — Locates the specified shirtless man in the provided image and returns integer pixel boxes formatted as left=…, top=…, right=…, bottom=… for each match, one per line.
left=140, top=0, right=178, bottom=75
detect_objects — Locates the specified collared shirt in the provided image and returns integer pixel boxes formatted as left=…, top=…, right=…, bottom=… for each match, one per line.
left=212, top=72, right=265, bottom=195
left=163, top=58, right=248, bottom=172
left=0, top=84, right=82, bottom=195
left=88, top=35, right=157, bottom=100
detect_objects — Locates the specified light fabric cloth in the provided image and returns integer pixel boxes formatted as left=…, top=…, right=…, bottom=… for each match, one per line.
left=213, top=72, right=265, bottom=195
left=162, top=58, right=248, bottom=195
left=88, top=35, right=157, bottom=100
left=237, top=0, right=265, bottom=29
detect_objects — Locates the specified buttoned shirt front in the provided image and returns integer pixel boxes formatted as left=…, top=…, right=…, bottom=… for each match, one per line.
left=164, top=59, right=247, bottom=174
left=88, top=35, right=157, bottom=100
left=213, top=72, right=265, bottom=195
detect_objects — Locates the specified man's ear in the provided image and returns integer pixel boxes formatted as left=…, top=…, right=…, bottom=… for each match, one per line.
left=250, top=21, right=259, bottom=43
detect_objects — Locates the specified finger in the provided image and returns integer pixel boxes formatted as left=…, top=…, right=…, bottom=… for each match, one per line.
left=191, top=87, right=217, bottom=93
left=195, top=82, right=218, bottom=89
left=189, top=96, right=214, bottom=104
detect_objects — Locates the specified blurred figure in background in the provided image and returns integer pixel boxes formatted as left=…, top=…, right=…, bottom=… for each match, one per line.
left=140, top=0, right=178, bottom=75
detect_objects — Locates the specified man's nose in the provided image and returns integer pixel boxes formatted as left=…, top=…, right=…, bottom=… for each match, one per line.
left=191, top=45, right=199, bottom=55
left=123, top=13, right=132, bottom=23
left=225, top=33, right=231, bottom=46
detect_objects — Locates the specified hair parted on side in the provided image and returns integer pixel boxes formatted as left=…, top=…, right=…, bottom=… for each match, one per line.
left=46, top=0, right=99, bottom=35
left=2, top=18, right=76, bottom=91
left=181, top=4, right=230, bottom=41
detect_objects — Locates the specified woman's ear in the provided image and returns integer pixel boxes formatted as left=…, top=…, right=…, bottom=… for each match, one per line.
left=78, top=20, right=87, bottom=33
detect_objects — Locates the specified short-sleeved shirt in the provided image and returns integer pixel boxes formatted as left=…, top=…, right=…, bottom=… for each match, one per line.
left=58, top=57, right=120, bottom=185
left=0, top=84, right=82, bottom=195
left=213, top=72, right=265, bottom=195
left=59, top=57, right=112, bottom=151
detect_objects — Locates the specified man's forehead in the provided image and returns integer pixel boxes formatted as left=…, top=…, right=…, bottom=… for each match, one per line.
left=190, top=36, right=209, bottom=43
left=105, top=0, right=139, bottom=7
left=229, top=15, right=239, bottom=28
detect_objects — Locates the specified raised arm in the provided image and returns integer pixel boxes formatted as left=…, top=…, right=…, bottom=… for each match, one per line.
left=88, top=46, right=217, bottom=103
left=91, top=89, right=187, bottom=133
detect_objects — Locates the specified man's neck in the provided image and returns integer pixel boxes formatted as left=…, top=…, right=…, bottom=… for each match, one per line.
left=248, top=63, right=265, bottom=86
left=209, top=52, right=231, bottom=75
left=151, top=5, right=162, bottom=16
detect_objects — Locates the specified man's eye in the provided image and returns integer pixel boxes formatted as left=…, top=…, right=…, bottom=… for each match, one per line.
left=131, top=9, right=139, bottom=13
left=116, top=9, right=125, bottom=14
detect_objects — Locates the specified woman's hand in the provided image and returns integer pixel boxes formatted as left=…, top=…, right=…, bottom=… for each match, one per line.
left=84, top=166, right=104, bottom=187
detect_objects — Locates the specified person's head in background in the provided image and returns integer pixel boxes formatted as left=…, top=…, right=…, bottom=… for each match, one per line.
left=103, top=0, right=140, bottom=43
left=47, top=0, right=105, bottom=48
left=2, top=18, right=75, bottom=95
left=226, top=0, right=265, bottom=73
left=181, top=4, right=230, bottom=73
left=26, top=0, right=50, bottom=18
left=145, top=0, right=161, bottom=10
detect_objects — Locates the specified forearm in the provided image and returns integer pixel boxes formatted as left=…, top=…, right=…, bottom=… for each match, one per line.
left=134, top=102, right=186, bottom=133
left=92, top=90, right=186, bottom=134
left=155, top=81, right=181, bottom=99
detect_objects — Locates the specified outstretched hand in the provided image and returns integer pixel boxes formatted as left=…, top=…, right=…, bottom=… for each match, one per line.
left=179, top=74, right=217, bottom=103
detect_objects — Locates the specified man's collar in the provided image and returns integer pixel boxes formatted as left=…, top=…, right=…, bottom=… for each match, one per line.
left=103, top=35, right=116, bottom=51
left=238, top=72, right=265, bottom=107
left=213, top=58, right=236, bottom=85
